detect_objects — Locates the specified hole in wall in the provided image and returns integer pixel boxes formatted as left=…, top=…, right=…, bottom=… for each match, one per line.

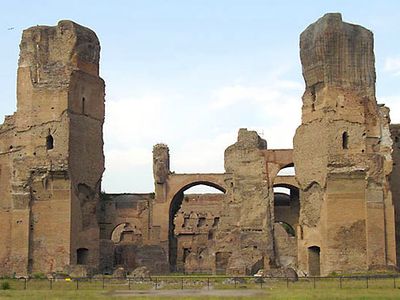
left=82, top=97, right=86, bottom=114
left=342, top=132, right=349, bottom=149
left=46, top=135, right=54, bottom=150
left=77, top=248, right=89, bottom=265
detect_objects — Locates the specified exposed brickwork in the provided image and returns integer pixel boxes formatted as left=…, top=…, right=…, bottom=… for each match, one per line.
left=0, top=14, right=398, bottom=277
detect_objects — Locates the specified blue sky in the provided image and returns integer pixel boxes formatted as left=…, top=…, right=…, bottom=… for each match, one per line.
left=1, top=1, right=400, bottom=192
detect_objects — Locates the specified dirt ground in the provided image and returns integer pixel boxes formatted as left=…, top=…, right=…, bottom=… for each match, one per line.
left=109, top=289, right=265, bottom=297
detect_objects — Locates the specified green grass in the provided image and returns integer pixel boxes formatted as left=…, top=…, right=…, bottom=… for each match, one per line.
left=0, top=277, right=400, bottom=299
left=1, top=289, right=400, bottom=300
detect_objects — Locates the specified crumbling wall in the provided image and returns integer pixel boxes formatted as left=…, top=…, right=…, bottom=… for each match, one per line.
left=390, top=124, right=400, bottom=268
left=0, top=20, right=105, bottom=276
left=173, top=194, right=224, bottom=273
left=0, top=116, right=17, bottom=273
left=294, top=13, right=396, bottom=275
left=214, top=128, right=274, bottom=275
left=98, top=193, right=169, bottom=274
left=2, top=15, right=399, bottom=278
left=274, top=223, right=297, bottom=268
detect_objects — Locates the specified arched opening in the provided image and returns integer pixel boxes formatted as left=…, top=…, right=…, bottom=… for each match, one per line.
left=111, top=222, right=139, bottom=243
left=308, top=246, right=321, bottom=276
left=169, top=181, right=226, bottom=273
left=342, top=131, right=349, bottom=149
left=110, top=222, right=143, bottom=270
left=273, top=184, right=299, bottom=230
left=276, top=221, right=295, bottom=237
left=46, top=134, right=54, bottom=150
left=273, top=184, right=299, bottom=268
left=277, top=163, right=295, bottom=176
left=77, top=248, right=89, bottom=265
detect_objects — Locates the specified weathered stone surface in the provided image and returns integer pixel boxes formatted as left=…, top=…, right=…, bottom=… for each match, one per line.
left=294, top=13, right=396, bottom=275
left=0, top=20, right=104, bottom=277
left=263, top=267, right=298, bottom=281
left=274, top=223, right=297, bottom=268
left=112, top=267, right=126, bottom=279
left=129, top=266, right=150, bottom=278
left=390, top=124, right=400, bottom=269
left=1, top=14, right=399, bottom=278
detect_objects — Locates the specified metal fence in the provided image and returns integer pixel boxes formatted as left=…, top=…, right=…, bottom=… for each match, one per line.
left=0, top=275, right=399, bottom=290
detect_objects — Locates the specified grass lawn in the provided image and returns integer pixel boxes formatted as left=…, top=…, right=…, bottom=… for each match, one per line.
left=1, top=276, right=400, bottom=299
left=0, top=288, right=400, bottom=300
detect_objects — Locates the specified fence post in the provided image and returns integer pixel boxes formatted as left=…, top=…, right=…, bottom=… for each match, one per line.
left=366, top=276, right=368, bottom=289
left=313, top=277, right=316, bottom=289
left=286, top=277, right=289, bottom=288
left=102, top=277, right=105, bottom=289
left=155, top=277, right=158, bottom=290
left=49, top=278, right=52, bottom=290
left=181, top=277, right=184, bottom=289
left=339, top=277, right=342, bottom=289
left=128, top=278, right=131, bottom=290
left=394, top=275, right=396, bottom=289
left=260, top=277, right=263, bottom=289
left=234, top=277, right=237, bottom=288
left=207, top=277, right=210, bottom=290
left=76, top=278, right=79, bottom=290
left=24, top=278, right=27, bottom=290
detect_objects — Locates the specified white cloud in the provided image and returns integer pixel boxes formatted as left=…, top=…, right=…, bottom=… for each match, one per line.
left=105, top=147, right=151, bottom=170
left=210, top=80, right=304, bottom=112
left=209, top=79, right=303, bottom=148
left=210, top=80, right=302, bottom=110
left=171, top=131, right=237, bottom=173
left=384, top=57, right=400, bottom=75
left=102, top=76, right=304, bottom=193
left=104, top=94, right=165, bottom=146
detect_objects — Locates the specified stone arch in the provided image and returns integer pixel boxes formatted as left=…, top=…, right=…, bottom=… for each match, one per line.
left=276, top=221, right=296, bottom=237
left=110, top=222, right=144, bottom=271
left=167, top=176, right=227, bottom=203
left=273, top=177, right=299, bottom=189
left=111, top=222, right=130, bottom=242
left=277, top=163, right=295, bottom=176
left=168, top=179, right=226, bottom=272
left=110, top=222, right=142, bottom=243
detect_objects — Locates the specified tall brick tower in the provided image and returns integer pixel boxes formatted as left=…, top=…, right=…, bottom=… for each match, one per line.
left=293, top=13, right=396, bottom=275
left=1, top=20, right=105, bottom=276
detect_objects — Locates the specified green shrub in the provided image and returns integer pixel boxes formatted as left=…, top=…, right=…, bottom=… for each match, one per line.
left=1, top=281, right=10, bottom=290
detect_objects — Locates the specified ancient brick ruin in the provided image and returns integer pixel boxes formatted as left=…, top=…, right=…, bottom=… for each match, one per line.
left=0, top=13, right=399, bottom=277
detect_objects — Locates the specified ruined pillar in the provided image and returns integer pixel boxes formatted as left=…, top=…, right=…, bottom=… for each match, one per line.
left=6, top=20, right=105, bottom=276
left=153, top=143, right=170, bottom=202
left=218, top=128, right=275, bottom=274
left=293, top=13, right=396, bottom=275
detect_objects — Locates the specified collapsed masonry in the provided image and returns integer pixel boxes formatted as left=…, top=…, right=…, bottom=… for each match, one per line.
left=0, top=13, right=399, bottom=277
